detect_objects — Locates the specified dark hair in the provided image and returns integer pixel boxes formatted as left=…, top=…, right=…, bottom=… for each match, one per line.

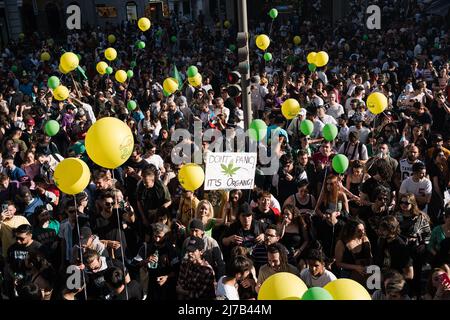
left=412, top=162, right=426, bottom=173
left=83, top=248, right=100, bottom=265
left=266, top=224, right=280, bottom=237
left=13, top=224, right=32, bottom=235
left=104, top=266, right=125, bottom=289
left=226, top=255, right=253, bottom=277
left=267, top=243, right=289, bottom=271
left=381, top=269, right=408, bottom=296
left=378, top=216, right=400, bottom=238
left=374, top=159, right=392, bottom=180
left=296, top=179, right=309, bottom=189
left=306, top=248, right=326, bottom=263
left=142, top=167, right=157, bottom=178
left=339, top=218, right=365, bottom=243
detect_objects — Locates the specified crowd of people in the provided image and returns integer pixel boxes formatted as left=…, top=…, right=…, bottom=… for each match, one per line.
left=0, top=0, right=450, bottom=300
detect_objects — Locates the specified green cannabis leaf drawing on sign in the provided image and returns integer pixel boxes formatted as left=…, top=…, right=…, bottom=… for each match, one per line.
left=221, top=162, right=240, bottom=177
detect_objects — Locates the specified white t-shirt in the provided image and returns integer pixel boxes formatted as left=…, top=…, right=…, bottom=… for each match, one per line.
left=144, top=154, right=164, bottom=170
left=215, top=276, right=240, bottom=300
left=318, top=114, right=337, bottom=126
left=300, top=269, right=337, bottom=288
left=399, top=177, right=432, bottom=197
left=326, top=103, right=344, bottom=119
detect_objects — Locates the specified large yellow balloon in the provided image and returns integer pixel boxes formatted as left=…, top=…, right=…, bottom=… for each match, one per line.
left=256, top=34, right=270, bottom=51
left=307, top=52, right=317, bottom=64
left=53, top=85, right=70, bottom=101
left=85, top=117, right=134, bottom=169
left=188, top=73, right=202, bottom=87
left=115, top=70, right=128, bottom=83
left=178, top=163, right=205, bottom=191
left=258, top=272, right=307, bottom=300
left=163, top=77, right=179, bottom=94
left=366, top=92, right=388, bottom=115
left=315, top=51, right=329, bottom=67
left=96, top=61, right=108, bottom=75
left=54, top=158, right=91, bottom=195
left=105, top=47, right=117, bottom=61
left=281, top=99, right=301, bottom=120
left=138, top=17, right=151, bottom=31
left=323, top=279, right=371, bottom=300
left=293, top=36, right=301, bottom=45
left=60, top=52, right=79, bottom=72
left=41, top=52, right=51, bottom=62
left=108, top=34, right=116, bottom=44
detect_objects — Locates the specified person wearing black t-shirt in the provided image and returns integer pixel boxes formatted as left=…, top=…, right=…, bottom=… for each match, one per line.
left=375, top=216, right=414, bottom=281
left=252, top=191, right=279, bottom=227
left=83, top=248, right=130, bottom=300
left=360, top=159, right=394, bottom=205
left=312, top=210, right=345, bottom=262
left=103, top=266, right=143, bottom=300
left=5, top=224, right=42, bottom=299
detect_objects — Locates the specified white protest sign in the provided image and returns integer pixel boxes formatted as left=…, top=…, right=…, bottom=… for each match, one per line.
left=204, top=152, right=257, bottom=190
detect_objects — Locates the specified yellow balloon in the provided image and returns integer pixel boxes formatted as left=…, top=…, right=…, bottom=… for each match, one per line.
left=178, top=163, right=205, bottom=191
left=60, top=52, right=79, bottom=72
left=366, top=92, right=388, bottom=115
left=188, top=73, right=202, bottom=87
left=256, top=34, right=270, bottom=51
left=138, top=17, right=151, bottom=31
left=115, top=70, right=127, bottom=83
left=53, top=85, right=70, bottom=101
left=281, top=99, right=301, bottom=120
left=96, top=61, right=108, bottom=75
left=258, top=272, right=308, bottom=300
left=105, top=47, right=117, bottom=61
left=307, top=52, right=317, bottom=64
left=315, top=51, right=329, bottom=67
left=163, top=77, right=179, bottom=94
left=85, top=117, right=134, bottom=169
left=293, top=36, right=301, bottom=45
left=41, top=52, right=51, bottom=62
left=323, top=279, right=371, bottom=300
left=224, top=20, right=231, bottom=28
left=54, top=158, right=91, bottom=195
left=108, top=34, right=116, bottom=44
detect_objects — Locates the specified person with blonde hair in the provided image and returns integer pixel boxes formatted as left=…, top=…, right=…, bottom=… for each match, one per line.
left=190, top=199, right=224, bottom=238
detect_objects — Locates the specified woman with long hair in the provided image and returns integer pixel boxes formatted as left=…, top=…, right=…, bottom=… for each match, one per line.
left=335, top=218, right=372, bottom=284
left=24, top=252, right=57, bottom=300
left=428, top=147, right=450, bottom=225
left=278, top=204, right=310, bottom=270
left=316, top=174, right=349, bottom=219
left=191, top=199, right=224, bottom=238
left=394, top=193, right=431, bottom=298
left=422, top=266, right=450, bottom=300
left=21, top=150, right=40, bottom=180
left=222, top=189, right=244, bottom=226
left=346, top=160, right=370, bottom=217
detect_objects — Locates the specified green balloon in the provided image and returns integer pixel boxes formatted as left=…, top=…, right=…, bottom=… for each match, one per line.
left=332, top=154, right=349, bottom=174
left=105, top=67, right=113, bottom=75
left=229, top=44, right=236, bottom=52
left=302, top=287, right=334, bottom=300
left=130, top=61, right=137, bottom=68
left=187, top=66, right=198, bottom=78
left=44, top=120, right=60, bottom=137
left=127, top=70, right=134, bottom=78
left=76, top=54, right=82, bottom=62
left=127, top=100, right=137, bottom=111
left=47, top=76, right=60, bottom=90
left=362, top=34, right=369, bottom=41
left=308, top=63, right=317, bottom=72
left=322, top=123, right=338, bottom=141
left=136, top=41, right=146, bottom=49
left=156, top=29, right=163, bottom=37
left=263, top=52, right=272, bottom=61
left=171, top=36, right=177, bottom=43
left=269, top=8, right=278, bottom=19
left=249, top=119, right=267, bottom=141
left=11, top=65, right=18, bottom=73
left=300, top=119, right=314, bottom=136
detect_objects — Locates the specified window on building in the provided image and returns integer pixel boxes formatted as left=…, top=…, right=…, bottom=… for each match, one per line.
left=96, top=5, right=118, bottom=18
left=126, top=1, right=137, bottom=21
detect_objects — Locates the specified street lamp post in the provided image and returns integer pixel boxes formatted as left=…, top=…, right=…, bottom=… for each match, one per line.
left=237, top=0, right=252, bottom=131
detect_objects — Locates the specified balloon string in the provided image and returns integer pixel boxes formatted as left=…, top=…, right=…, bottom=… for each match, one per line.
left=74, top=195, right=88, bottom=301
left=269, top=19, right=274, bottom=38
left=313, top=165, right=329, bottom=215
left=111, top=169, right=129, bottom=301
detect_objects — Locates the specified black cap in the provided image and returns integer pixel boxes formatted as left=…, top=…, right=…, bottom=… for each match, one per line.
left=186, top=236, right=205, bottom=252
left=189, top=219, right=205, bottom=231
